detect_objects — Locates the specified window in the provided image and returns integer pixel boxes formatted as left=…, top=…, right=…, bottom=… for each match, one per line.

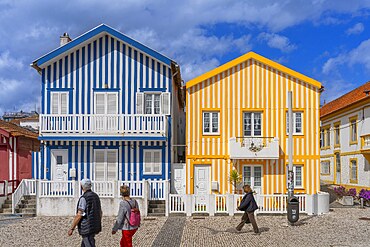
left=320, top=126, right=330, bottom=149
left=286, top=112, right=303, bottom=134
left=350, top=117, right=358, bottom=144
left=286, top=165, right=303, bottom=188
left=243, top=112, right=262, bottom=136
left=143, top=150, right=162, bottom=175
left=136, top=92, right=170, bottom=115
left=243, top=166, right=262, bottom=187
left=95, top=92, right=118, bottom=114
left=350, top=159, right=357, bottom=183
left=321, top=161, right=330, bottom=175
left=203, top=112, right=219, bottom=135
left=94, top=149, right=118, bottom=181
left=51, top=92, right=68, bottom=114
left=334, top=123, right=340, bottom=147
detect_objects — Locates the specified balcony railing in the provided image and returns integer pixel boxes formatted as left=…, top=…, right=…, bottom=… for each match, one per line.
left=40, top=114, right=167, bottom=136
left=229, top=136, right=280, bottom=159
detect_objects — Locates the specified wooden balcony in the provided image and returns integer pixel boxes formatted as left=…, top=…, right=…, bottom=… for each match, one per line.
left=39, top=114, right=167, bottom=137
left=229, top=136, right=280, bottom=159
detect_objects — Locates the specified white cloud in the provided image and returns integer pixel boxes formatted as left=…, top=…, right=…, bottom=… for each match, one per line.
left=346, top=23, right=364, bottom=35
left=258, top=33, right=296, bottom=52
left=0, top=51, right=23, bottom=70
left=323, top=38, right=370, bottom=74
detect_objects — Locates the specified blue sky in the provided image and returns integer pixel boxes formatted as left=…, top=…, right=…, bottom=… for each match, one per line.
left=1, top=0, right=370, bottom=116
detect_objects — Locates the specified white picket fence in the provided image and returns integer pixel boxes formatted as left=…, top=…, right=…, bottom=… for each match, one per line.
left=169, top=193, right=308, bottom=215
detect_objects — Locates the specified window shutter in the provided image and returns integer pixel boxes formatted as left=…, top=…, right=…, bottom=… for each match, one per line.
left=95, top=150, right=105, bottom=181
left=107, top=150, right=117, bottom=180
left=51, top=92, right=59, bottom=114
left=144, top=151, right=152, bottom=173
left=60, top=93, right=68, bottom=114
left=136, top=92, right=144, bottom=114
left=95, top=93, right=105, bottom=114
left=107, top=93, right=118, bottom=114
left=161, top=92, right=171, bottom=115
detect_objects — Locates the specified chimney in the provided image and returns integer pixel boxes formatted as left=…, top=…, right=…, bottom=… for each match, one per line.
left=60, top=32, right=71, bottom=46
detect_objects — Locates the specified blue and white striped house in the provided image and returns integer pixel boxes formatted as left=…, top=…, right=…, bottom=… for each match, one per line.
left=31, top=24, right=185, bottom=191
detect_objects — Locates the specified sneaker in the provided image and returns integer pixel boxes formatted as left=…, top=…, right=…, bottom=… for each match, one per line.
left=253, top=231, right=261, bottom=235
left=235, top=227, right=242, bottom=232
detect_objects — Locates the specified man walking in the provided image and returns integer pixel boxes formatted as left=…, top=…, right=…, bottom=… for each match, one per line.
left=68, top=179, right=102, bottom=247
left=236, top=185, right=260, bottom=234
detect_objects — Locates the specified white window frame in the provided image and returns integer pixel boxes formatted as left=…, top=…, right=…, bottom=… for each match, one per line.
left=286, top=112, right=303, bottom=135
left=320, top=160, right=330, bottom=175
left=243, top=112, right=262, bottom=137
left=202, top=111, right=220, bottom=135
left=94, top=92, right=118, bottom=114
left=242, top=165, right=263, bottom=187
left=93, top=149, right=118, bottom=181
left=286, top=165, right=304, bottom=189
left=143, top=149, right=162, bottom=175
left=51, top=91, right=69, bottom=114
left=144, top=93, right=161, bottom=115
left=350, top=159, right=357, bottom=183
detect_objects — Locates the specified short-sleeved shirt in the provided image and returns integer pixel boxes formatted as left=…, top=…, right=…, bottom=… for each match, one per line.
left=78, top=197, right=87, bottom=216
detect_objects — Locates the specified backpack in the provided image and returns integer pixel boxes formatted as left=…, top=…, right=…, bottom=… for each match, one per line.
left=124, top=199, right=141, bottom=227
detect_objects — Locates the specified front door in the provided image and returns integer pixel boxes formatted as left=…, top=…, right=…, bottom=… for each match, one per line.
left=172, top=163, right=185, bottom=194
left=335, top=153, right=341, bottom=184
left=194, top=165, right=210, bottom=195
left=51, top=150, right=68, bottom=181
left=243, top=165, right=263, bottom=195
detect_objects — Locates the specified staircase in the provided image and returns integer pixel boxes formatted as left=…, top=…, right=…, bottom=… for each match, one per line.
left=148, top=200, right=166, bottom=216
left=0, top=195, right=36, bottom=217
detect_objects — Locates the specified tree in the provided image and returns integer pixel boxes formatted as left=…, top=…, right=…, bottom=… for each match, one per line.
left=229, top=169, right=242, bottom=194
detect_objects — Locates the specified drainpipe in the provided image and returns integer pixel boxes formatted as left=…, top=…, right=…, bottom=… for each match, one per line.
left=287, top=91, right=294, bottom=199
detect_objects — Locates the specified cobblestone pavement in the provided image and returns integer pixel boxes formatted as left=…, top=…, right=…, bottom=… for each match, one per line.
left=0, top=208, right=369, bottom=247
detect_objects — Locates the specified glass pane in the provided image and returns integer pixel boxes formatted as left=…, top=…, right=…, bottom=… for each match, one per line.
left=154, top=94, right=161, bottom=114
left=295, top=166, right=302, bottom=187
left=295, top=113, right=302, bottom=133
left=144, top=94, right=153, bottom=114
left=96, top=94, right=105, bottom=114
left=60, top=93, right=68, bottom=114
left=326, top=130, right=330, bottom=147
left=56, top=156, right=63, bottom=165
left=203, top=113, right=210, bottom=133
left=211, top=113, right=218, bottom=133
left=243, top=166, right=251, bottom=185
left=95, top=151, right=105, bottom=181
left=351, top=161, right=357, bottom=180
left=335, top=127, right=340, bottom=145
left=154, top=151, right=161, bottom=163
left=107, top=94, right=117, bottom=114
left=254, top=113, right=261, bottom=136
left=153, top=163, right=160, bottom=173
left=254, top=167, right=262, bottom=186
left=243, top=113, right=252, bottom=136
left=144, top=151, right=152, bottom=163
left=52, top=93, right=59, bottom=114
left=336, top=154, right=341, bottom=172
left=351, top=121, right=357, bottom=142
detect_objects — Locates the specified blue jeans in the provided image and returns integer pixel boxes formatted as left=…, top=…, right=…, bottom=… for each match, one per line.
left=81, top=234, right=95, bottom=247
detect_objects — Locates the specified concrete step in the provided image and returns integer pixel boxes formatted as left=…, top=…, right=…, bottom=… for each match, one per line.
left=17, top=204, right=36, bottom=209
left=148, top=200, right=166, bottom=205
left=21, top=199, right=36, bottom=205
left=147, top=213, right=165, bottom=217
left=15, top=208, right=36, bottom=214
left=19, top=213, right=36, bottom=217
left=148, top=208, right=165, bottom=214
left=0, top=208, right=12, bottom=214
left=4, top=199, right=12, bottom=204
left=148, top=204, right=166, bottom=209
left=2, top=203, right=12, bottom=209
left=23, top=195, right=36, bottom=200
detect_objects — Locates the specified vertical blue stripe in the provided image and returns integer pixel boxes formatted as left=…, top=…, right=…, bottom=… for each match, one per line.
left=140, top=53, right=143, bottom=90
left=111, top=37, right=114, bottom=88
left=116, top=40, right=120, bottom=112
left=86, top=141, right=90, bottom=179
left=41, top=69, right=45, bottom=114
left=163, top=65, right=166, bottom=91
left=82, top=47, right=85, bottom=114
left=76, top=50, right=80, bottom=114
left=168, top=67, right=172, bottom=92
left=134, top=50, right=138, bottom=112
left=127, top=141, right=131, bottom=181
left=47, top=66, right=51, bottom=114
left=59, top=59, right=62, bottom=87
left=94, top=40, right=97, bottom=89
left=133, top=142, right=137, bottom=180
left=122, top=44, right=126, bottom=114
left=105, top=35, right=108, bottom=87
left=151, top=59, right=155, bottom=87
left=64, top=55, right=68, bottom=88
left=75, top=143, right=78, bottom=181
left=40, top=145, right=44, bottom=179
left=145, top=56, right=149, bottom=88
left=81, top=141, right=84, bottom=179
left=122, top=142, right=125, bottom=180
left=68, top=143, right=72, bottom=181
left=99, top=37, right=103, bottom=88
left=46, top=146, right=51, bottom=180
left=53, top=62, right=57, bottom=87
left=157, top=62, right=160, bottom=87
left=32, top=152, right=35, bottom=179
left=88, top=44, right=91, bottom=114
left=70, top=53, right=74, bottom=113
left=128, top=47, right=132, bottom=114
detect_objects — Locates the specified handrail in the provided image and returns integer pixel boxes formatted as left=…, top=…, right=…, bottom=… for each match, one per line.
left=11, top=180, right=27, bottom=214
left=7, top=180, right=20, bottom=195
left=0, top=180, right=5, bottom=197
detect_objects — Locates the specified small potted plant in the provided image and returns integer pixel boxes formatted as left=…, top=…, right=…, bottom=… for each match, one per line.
left=333, top=186, right=355, bottom=206
left=228, top=169, right=243, bottom=194
left=359, top=189, right=370, bottom=207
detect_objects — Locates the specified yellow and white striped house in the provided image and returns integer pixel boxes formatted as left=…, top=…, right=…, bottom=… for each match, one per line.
left=185, top=52, right=322, bottom=197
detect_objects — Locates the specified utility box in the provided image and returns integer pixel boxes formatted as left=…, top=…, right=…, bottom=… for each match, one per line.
left=69, top=168, right=76, bottom=179
left=211, top=181, right=219, bottom=191
left=287, top=196, right=299, bottom=223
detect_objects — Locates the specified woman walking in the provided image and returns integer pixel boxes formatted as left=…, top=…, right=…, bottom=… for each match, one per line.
left=112, top=185, right=140, bottom=247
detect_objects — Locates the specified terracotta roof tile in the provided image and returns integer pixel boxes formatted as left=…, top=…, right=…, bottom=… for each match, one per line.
left=321, top=81, right=370, bottom=117
left=0, top=120, right=38, bottom=139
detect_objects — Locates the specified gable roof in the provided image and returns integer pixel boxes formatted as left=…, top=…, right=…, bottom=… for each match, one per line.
left=186, top=51, right=322, bottom=89
left=320, top=81, right=370, bottom=118
left=32, top=24, right=173, bottom=71
left=0, top=120, right=38, bottom=139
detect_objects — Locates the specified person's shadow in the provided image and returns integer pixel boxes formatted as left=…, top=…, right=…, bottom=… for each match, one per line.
left=202, top=226, right=270, bottom=235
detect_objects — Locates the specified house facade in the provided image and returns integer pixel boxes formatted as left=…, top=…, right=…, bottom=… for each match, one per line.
left=185, top=52, right=322, bottom=197
left=28, top=24, right=184, bottom=215
left=0, top=120, right=39, bottom=182
left=320, top=81, right=370, bottom=190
